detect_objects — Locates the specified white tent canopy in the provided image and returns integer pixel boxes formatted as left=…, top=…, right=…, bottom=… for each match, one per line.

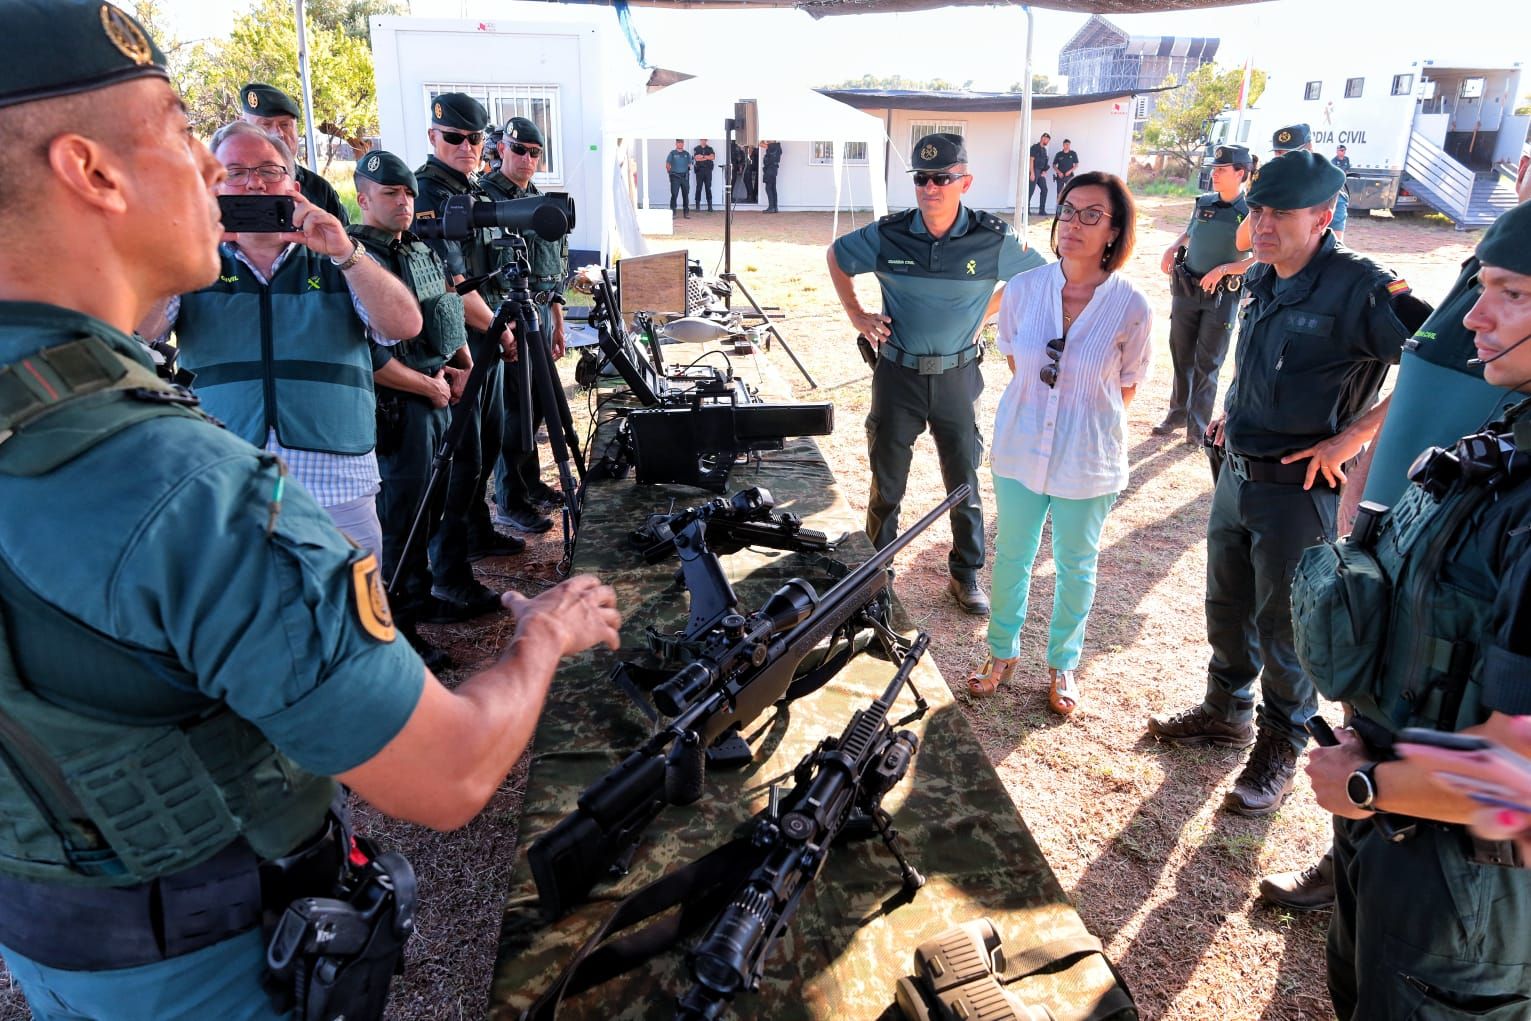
left=605, top=74, right=890, bottom=237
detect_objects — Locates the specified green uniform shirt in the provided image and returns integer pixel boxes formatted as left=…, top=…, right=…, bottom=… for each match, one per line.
left=1224, top=233, right=1411, bottom=458
left=665, top=149, right=693, bottom=176
left=832, top=206, right=1044, bottom=357
left=414, top=155, right=510, bottom=303
left=0, top=302, right=424, bottom=776
left=1183, top=192, right=1248, bottom=277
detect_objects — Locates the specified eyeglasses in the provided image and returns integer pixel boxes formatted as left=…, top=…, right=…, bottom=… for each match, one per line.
left=912, top=172, right=967, bottom=187
left=437, top=130, right=485, bottom=146
left=507, top=141, right=543, bottom=159
left=224, top=164, right=289, bottom=185
left=1056, top=202, right=1112, bottom=225
left=1039, top=337, right=1066, bottom=388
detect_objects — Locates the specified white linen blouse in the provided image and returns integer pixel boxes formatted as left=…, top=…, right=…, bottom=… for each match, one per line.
left=992, top=262, right=1154, bottom=500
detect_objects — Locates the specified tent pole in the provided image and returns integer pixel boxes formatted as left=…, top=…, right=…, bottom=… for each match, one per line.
left=1015, top=3, right=1034, bottom=236
left=723, top=115, right=734, bottom=306
left=294, top=0, right=320, bottom=172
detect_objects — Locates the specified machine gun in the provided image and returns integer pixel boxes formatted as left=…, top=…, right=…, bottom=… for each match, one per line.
left=526, top=486, right=967, bottom=920
left=675, top=632, right=930, bottom=1020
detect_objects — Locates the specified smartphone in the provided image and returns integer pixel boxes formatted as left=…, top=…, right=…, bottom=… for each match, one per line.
left=1396, top=727, right=1494, bottom=753
left=218, top=194, right=295, bottom=234
left=1306, top=717, right=1340, bottom=747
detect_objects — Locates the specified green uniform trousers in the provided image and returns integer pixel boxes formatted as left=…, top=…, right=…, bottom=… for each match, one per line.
left=1202, top=463, right=1335, bottom=750
left=377, top=388, right=451, bottom=618
left=1329, top=816, right=1531, bottom=1019
left=431, top=333, right=503, bottom=586
left=865, top=357, right=985, bottom=583
left=1165, top=286, right=1240, bottom=444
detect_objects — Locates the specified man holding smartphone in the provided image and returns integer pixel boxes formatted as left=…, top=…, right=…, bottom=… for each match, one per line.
left=1298, top=200, right=1531, bottom=1019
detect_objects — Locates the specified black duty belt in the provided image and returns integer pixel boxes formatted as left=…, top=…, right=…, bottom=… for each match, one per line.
left=1224, top=450, right=1337, bottom=490
left=0, top=820, right=343, bottom=971
left=879, top=342, right=981, bottom=376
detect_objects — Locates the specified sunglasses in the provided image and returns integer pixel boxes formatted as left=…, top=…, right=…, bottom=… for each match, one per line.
left=507, top=141, right=543, bottom=159
left=1057, top=202, right=1111, bottom=225
left=437, top=130, right=484, bottom=146
left=912, top=172, right=967, bottom=187
left=1040, top=337, right=1066, bottom=388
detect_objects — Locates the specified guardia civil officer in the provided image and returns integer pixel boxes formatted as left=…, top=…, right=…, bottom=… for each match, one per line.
left=693, top=138, right=717, bottom=212
left=480, top=116, right=568, bottom=534
left=414, top=92, right=527, bottom=617
left=1272, top=123, right=1349, bottom=241
left=1297, top=200, right=1531, bottom=1019
left=827, top=132, right=1045, bottom=616
left=1051, top=138, right=1079, bottom=194
left=1028, top=132, right=1051, bottom=215
left=1331, top=144, right=1351, bottom=172
left=761, top=139, right=783, bottom=213
left=241, top=81, right=348, bottom=224
left=1154, top=144, right=1254, bottom=446
left=665, top=138, right=692, bottom=219
left=0, top=3, right=620, bottom=1017
left=1147, top=151, right=1426, bottom=815
left=349, top=150, right=492, bottom=666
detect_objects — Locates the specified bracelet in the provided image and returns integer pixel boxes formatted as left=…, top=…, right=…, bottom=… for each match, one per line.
left=331, top=239, right=365, bottom=271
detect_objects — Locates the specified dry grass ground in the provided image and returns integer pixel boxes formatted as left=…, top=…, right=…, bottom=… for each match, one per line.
left=0, top=198, right=1477, bottom=1021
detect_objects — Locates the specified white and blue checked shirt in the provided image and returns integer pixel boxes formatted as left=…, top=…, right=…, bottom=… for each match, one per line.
left=161, top=243, right=398, bottom=507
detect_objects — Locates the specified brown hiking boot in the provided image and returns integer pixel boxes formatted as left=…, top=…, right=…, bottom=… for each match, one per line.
left=1259, top=851, right=1335, bottom=911
left=1146, top=705, right=1256, bottom=748
left=1224, top=730, right=1299, bottom=815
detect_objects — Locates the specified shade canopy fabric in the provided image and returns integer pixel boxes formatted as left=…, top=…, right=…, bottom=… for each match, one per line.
left=542, top=0, right=1254, bottom=17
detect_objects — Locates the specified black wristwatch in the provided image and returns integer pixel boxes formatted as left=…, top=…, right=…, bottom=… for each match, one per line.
left=1346, top=762, right=1381, bottom=812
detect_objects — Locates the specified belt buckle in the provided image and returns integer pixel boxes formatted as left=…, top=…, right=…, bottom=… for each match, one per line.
left=917, top=355, right=942, bottom=375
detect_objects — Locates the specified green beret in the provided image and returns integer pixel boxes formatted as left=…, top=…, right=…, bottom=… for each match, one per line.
left=430, top=92, right=489, bottom=132
left=505, top=116, right=544, bottom=147
left=354, top=149, right=417, bottom=194
left=1211, top=144, right=1252, bottom=167
left=0, top=0, right=167, bottom=110
left=241, top=82, right=301, bottom=120
left=910, top=132, right=967, bottom=171
left=1247, top=151, right=1345, bottom=210
left=1271, top=123, right=1311, bottom=153
left=1478, top=201, right=1531, bottom=276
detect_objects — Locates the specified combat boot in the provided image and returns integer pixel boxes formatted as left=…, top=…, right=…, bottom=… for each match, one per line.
left=1146, top=704, right=1255, bottom=748
left=1224, top=729, right=1299, bottom=815
left=948, top=576, right=990, bottom=617
left=1258, top=851, right=1335, bottom=911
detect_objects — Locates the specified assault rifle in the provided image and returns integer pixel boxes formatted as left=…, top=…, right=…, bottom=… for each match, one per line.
left=676, top=633, right=930, bottom=1020
left=630, top=487, right=844, bottom=564
left=527, top=486, right=967, bottom=920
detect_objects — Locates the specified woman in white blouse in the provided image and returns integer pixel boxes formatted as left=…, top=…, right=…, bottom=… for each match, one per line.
left=966, top=172, right=1153, bottom=715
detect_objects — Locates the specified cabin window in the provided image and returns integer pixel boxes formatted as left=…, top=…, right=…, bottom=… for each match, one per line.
left=1460, top=77, right=1485, bottom=99
left=810, top=141, right=869, bottom=166
left=1345, top=78, right=1365, bottom=99
left=422, top=82, right=564, bottom=184
left=1391, top=74, right=1414, bottom=96
left=910, top=121, right=966, bottom=161
left=1134, top=96, right=1149, bottom=120
left=1304, top=81, right=1322, bottom=101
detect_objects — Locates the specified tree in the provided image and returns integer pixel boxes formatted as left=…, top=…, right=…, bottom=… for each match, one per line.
left=1143, top=63, right=1267, bottom=177
left=1006, top=74, right=1059, bottom=95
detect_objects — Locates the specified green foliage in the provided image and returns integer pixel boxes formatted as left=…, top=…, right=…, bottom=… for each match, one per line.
left=822, top=73, right=970, bottom=93
left=1006, top=74, right=1060, bottom=95
left=1136, top=178, right=1201, bottom=198
left=1143, top=63, right=1267, bottom=177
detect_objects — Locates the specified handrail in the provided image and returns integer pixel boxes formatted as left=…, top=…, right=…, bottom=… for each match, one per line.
left=1404, top=130, right=1474, bottom=217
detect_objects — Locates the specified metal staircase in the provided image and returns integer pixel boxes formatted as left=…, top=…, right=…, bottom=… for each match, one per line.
left=1400, top=130, right=1515, bottom=228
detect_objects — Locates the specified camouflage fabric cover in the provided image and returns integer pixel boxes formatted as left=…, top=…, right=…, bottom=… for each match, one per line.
left=490, top=347, right=1132, bottom=1021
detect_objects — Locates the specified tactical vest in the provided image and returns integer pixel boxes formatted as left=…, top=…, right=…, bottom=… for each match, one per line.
left=349, top=225, right=467, bottom=372
left=415, top=159, right=509, bottom=301
left=478, top=173, right=569, bottom=282
left=874, top=207, right=1009, bottom=283
left=0, top=332, right=333, bottom=885
left=177, top=247, right=376, bottom=455
left=1184, top=193, right=1248, bottom=277
left=1293, top=402, right=1531, bottom=734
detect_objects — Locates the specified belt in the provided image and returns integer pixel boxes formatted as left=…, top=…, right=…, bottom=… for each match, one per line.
left=880, top=343, right=981, bottom=376
left=1223, top=450, right=1337, bottom=489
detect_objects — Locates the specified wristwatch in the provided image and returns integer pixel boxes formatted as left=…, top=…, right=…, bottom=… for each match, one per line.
left=1346, top=762, right=1381, bottom=812
left=331, top=239, right=365, bottom=271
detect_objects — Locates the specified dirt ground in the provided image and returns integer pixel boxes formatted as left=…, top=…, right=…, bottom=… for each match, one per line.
left=0, top=198, right=1478, bottom=1021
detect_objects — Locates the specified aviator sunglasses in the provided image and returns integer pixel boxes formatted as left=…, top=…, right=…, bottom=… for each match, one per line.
left=912, top=171, right=968, bottom=187
left=507, top=141, right=543, bottom=159
left=1040, top=336, right=1066, bottom=388
left=438, top=129, right=485, bottom=146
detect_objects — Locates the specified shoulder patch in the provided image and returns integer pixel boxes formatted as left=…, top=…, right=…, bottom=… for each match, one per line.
left=1387, top=279, right=1411, bottom=296
left=350, top=553, right=396, bottom=643
left=878, top=208, right=915, bottom=226
left=973, top=210, right=1008, bottom=235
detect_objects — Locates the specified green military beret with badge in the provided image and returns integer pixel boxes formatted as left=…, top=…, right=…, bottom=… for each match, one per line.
left=354, top=149, right=418, bottom=195
left=505, top=116, right=545, bottom=147
left=1247, top=150, right=1345, bottom=209
left=1211, top=144, right=1252, bottom=167
left=1271, top=123, right=1312, bottom=153
left=430, top=92, right=489, bottom=132
left=241, top=82, right=301, bottom=120
left=910, top=132, right=967, bottom=171
left=0, top=0, right=167, bottom=110
left=1477, top=199, right=1531, bottom=276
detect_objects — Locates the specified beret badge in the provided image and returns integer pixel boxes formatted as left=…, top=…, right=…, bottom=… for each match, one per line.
left=366, top=154, right=381, bottom=172
left=101, top=3, right=154, bottom=66
left=433, top=101, right=443, bottom=119
left=1277, top=130, right=1292, bottom=144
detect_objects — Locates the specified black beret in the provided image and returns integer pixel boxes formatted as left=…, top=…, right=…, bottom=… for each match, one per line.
left=910, top=132, right=967, bottom=171
left=430, top=92, right=489, bottom=132
left=1271, top=123, right=1312, bottom=152
left=354, top=149, right=418, bottom=194
left=241, top=82, right=301, bottom=120
left=1247, top=150, right=1345, bottom=210
left=505, top=116, right=544, bottom=147
left=1478, top=200, right=1531, bottom=276
left=0, top=0, right=167, bottom=111
left=1211, top=144, right=1252, bottom=167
